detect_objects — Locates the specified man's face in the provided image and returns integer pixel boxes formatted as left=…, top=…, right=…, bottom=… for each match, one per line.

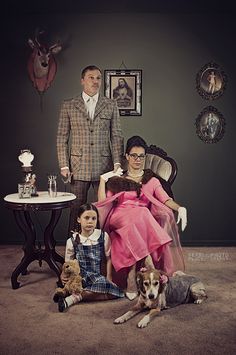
left=119, top=79, right=125, bottom=87
left=81, top=69, right=102, bottom=96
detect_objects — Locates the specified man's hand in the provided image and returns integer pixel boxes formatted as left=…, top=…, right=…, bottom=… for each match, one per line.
left=61, top=168, right=70, bottom=177
left=113, top=163, right=121, bottom=173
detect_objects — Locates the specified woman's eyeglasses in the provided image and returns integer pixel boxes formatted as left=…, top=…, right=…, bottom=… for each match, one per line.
left=129, top=153, right=146, bottom=161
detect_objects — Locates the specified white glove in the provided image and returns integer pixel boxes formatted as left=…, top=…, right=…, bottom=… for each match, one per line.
left=101, top=167, right=123, bottom=182
left=177, top=207, right=187, bottom=231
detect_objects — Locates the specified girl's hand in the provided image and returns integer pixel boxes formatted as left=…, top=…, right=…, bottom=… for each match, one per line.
left=107, top=276, right=118, bottom=287
left=60, top=274, right=70, bottom=285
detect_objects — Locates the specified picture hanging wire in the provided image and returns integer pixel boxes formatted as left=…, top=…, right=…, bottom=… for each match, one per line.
left=119, top=60, right=128, bottom=69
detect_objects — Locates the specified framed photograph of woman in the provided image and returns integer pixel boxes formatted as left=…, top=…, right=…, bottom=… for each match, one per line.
left=196, top=62, right=227, bottom=100
left=195, top=106, right=226, bottom=143
left=104, top=69, right=142, bottom=116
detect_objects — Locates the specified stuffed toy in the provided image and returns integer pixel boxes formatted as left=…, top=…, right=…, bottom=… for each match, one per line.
left=53, top=260, right=83, bottom=302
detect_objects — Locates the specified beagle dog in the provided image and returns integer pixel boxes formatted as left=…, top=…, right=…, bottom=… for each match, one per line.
left=114, top=269, right=207, bottom=328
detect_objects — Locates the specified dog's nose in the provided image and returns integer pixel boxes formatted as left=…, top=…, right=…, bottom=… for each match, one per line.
left=148, top=294, right=154, bottom=299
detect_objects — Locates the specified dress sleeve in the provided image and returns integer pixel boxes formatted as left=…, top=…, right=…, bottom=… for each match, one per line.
left=64, top=238, right=75, bottom=261
left=104, top=232, right=111, bottom=257
left=153, top=178, right=172, bottom=203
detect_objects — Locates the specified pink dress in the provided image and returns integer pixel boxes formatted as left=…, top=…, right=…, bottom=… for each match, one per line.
left=95, top=177, right=185, bottom=278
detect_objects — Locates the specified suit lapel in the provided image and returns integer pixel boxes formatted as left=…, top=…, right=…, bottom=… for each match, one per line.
left=74, top=95, right=88, bottom=117
left=94, top=95, right=107, bottom=120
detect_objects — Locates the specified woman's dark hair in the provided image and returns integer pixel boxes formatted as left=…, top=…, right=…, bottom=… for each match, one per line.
left=125, top=135, right=148, bottom=155
left=76, top=203, right=100, bottom=231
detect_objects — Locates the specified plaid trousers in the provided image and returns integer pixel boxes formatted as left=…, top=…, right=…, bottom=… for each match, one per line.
left=69, top=180, right=99, bottom=232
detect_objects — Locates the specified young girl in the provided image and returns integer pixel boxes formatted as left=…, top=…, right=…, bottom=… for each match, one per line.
left=57, top=203, right=124, bottom=312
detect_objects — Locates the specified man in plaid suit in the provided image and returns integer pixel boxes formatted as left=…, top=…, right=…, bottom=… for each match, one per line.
left=57, top=65, right=124, bottom=230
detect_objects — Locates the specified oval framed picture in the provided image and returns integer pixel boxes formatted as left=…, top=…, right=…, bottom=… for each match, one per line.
left=195, top=106, right=226, bottom=144
left=196, top=62, right=227, bottom=100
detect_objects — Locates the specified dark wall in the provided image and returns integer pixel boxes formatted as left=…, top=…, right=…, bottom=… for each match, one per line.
left=1, top=13, right=235, bottom=246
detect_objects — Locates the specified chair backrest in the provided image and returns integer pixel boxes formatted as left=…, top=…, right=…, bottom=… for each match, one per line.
left=145, top=145, right=178, bottom=185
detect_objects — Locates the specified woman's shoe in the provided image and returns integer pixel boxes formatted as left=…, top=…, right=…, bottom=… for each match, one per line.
left=125, top=291, right=138, bottom=300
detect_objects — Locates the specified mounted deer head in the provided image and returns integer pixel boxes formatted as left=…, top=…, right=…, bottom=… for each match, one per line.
left=27, top=30, right=62, bottom=93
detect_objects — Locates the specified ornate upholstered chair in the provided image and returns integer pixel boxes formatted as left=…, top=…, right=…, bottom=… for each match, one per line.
left=144, top=145, right=177, bottom=198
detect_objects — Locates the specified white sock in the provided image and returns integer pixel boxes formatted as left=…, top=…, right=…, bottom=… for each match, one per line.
left=65, top=293, right=83, bottom=307
left=58, top=293, right=83, bottom=312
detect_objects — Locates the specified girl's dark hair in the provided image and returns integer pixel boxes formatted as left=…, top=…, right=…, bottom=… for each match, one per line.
left=76, top=203, right=100, bottom=232
left=125, top=135, right=148, bottom=155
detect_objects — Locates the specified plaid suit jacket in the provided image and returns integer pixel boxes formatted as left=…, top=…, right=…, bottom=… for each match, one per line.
left=57, top=94, right=124, bottom=181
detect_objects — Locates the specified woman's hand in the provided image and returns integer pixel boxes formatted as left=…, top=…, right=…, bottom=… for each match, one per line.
left=177, top=207, right=187, bottom=231
left=100, top=167, right=123, bottom=182
left=98, top=167, right=123, bottom=201
left=164, top=200, right=187, bottom=232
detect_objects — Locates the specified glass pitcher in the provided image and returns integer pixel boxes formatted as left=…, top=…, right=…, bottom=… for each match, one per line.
left=48, top=174, right=57, bottom=197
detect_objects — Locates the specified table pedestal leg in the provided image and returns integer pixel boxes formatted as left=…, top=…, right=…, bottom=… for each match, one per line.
left=43, top=209, right=64, bottom=282
left=12, top=210, right=37, bottom=289
left=11, top=209, right=65, bottom=289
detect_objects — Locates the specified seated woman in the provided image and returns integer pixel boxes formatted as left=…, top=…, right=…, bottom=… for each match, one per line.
left=95, top=136, right=187, bottom=300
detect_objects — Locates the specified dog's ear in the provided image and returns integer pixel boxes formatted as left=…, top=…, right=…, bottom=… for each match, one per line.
left=136, top=272, right=144, bottom=293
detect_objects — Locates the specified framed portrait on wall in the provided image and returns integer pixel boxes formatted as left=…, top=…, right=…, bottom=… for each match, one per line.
left=195, top=106, right=226, bottom=143
left=196, top=62, right=227, bottom=100
left=104, top=69, right=142, bottom=116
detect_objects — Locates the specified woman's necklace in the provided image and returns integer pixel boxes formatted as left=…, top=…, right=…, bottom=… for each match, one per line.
left=127, top=170, right=144, bottom=178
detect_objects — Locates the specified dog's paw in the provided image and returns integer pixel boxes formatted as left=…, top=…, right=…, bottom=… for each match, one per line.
left=114, top=316, right=127, bottom=324
left=137, top=315, right=150, bottom=328
left=194, top=299, right=204, bottom=304
left=173, top=270, right=186, bottom=277
left=162, top=306, right=170, bottom=310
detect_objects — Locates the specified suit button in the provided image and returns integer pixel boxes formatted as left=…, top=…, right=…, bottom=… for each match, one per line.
left=91, top=142, right=94, bottom=145
left=90, top=129, right=94, bottom=133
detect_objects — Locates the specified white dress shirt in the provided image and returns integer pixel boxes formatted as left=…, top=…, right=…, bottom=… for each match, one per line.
left=65, top=228, right=111, bottom=261
left=82, top=91, right=99, bottom=120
